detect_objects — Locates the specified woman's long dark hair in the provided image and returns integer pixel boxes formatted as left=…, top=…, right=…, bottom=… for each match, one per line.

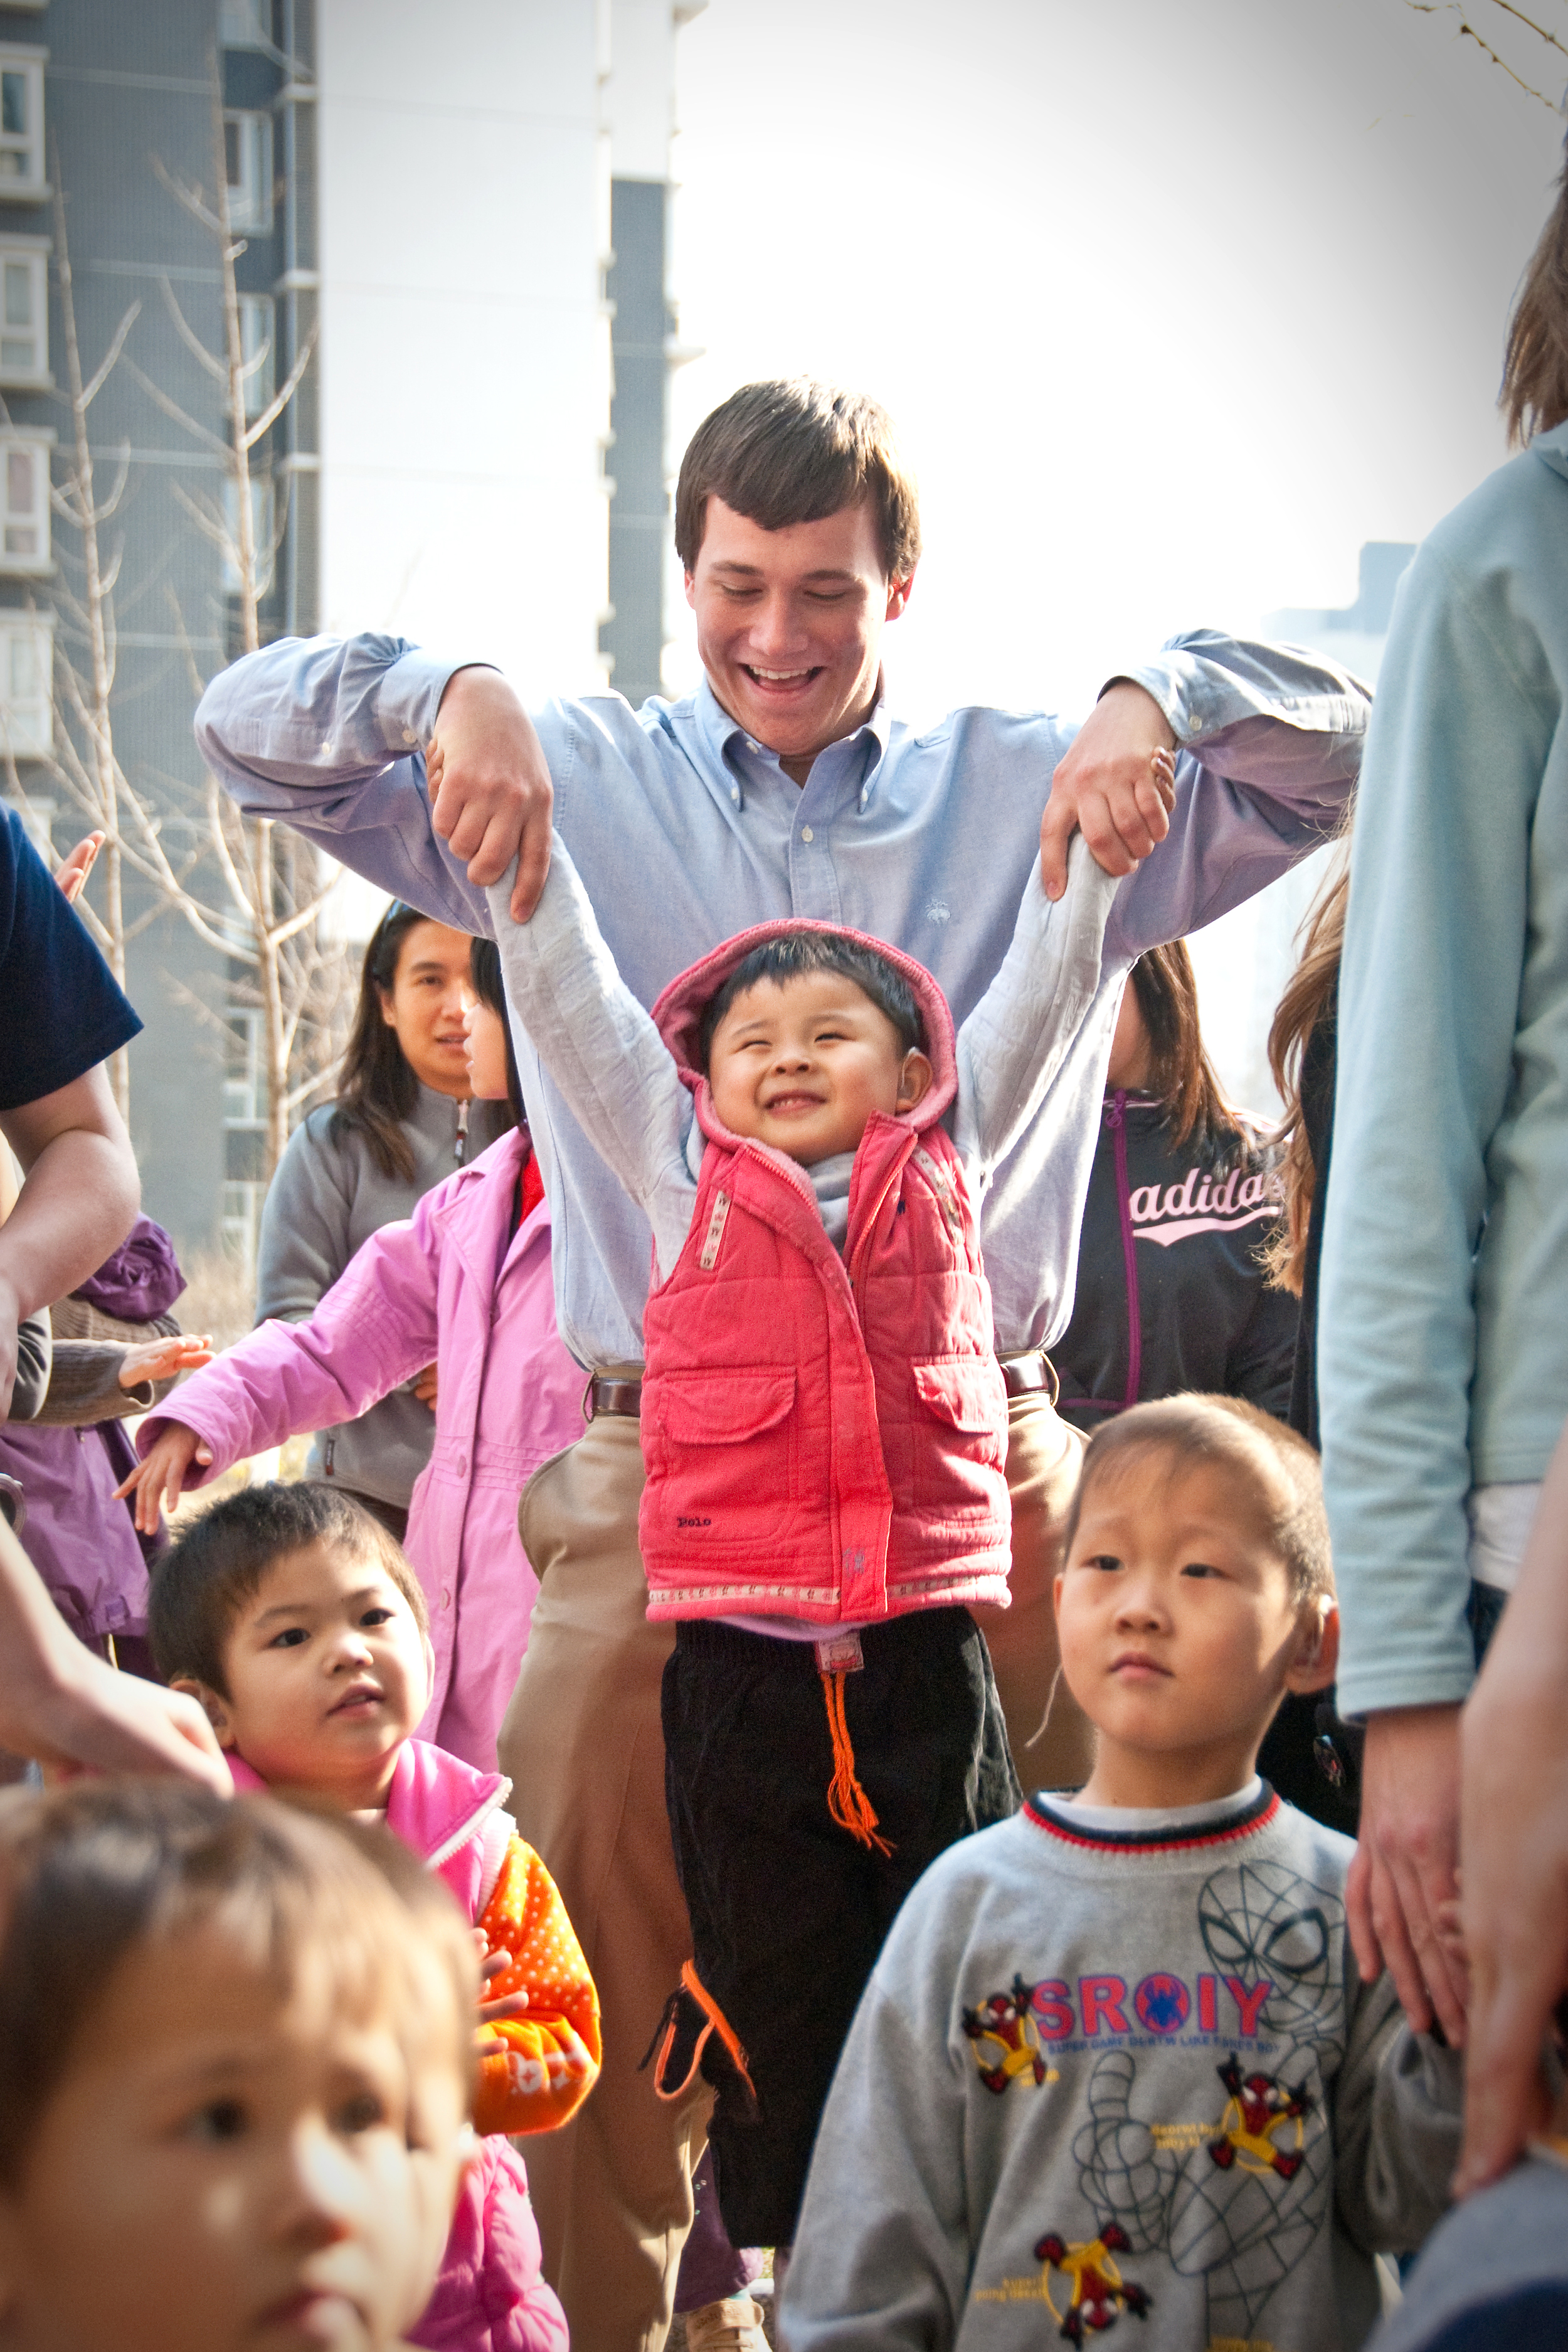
left=468, top=937, right=523, bottom=1137
left=1261, top=831, right=1350, bottom=1297
left=1125, top=939, right=1259, bottom=1174
left=328, top=903, right=437, bottom=1181
left=1503, top=129, right=1568, bottom=447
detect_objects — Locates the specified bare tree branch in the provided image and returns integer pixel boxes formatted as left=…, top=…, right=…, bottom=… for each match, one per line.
left=156, top=274, right=230, bottom=386
left=243, top=323, right=317, bottom=449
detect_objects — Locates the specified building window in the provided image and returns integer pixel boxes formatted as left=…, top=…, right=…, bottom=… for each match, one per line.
left=0, top=54, right=45, bottom=199
left=223, top=1008, right=264, bottom=1129
left=221, top=1179, right=263, bottom=1264
left=222, top=476, right=275, bottom=600
left=0, top=613, right=52, bottom=760
left=224, top=110, right=273, bottom=232
left=221, top=0, right=272, bottom=48
left=237, top=294, right=274, bottom=420
left=0, top=245, right=46, bottom=383
left=0, top=434, right=48, bottom=570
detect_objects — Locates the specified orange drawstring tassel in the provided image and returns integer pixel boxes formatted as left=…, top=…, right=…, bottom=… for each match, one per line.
left=821, top=1668, right=894, bottom=1855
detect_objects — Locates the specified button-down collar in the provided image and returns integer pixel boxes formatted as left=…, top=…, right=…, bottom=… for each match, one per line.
left=695, top=672, right=891, bottom=815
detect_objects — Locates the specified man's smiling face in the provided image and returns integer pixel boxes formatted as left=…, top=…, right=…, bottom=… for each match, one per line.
left=684, top=494, right=913, bottom=780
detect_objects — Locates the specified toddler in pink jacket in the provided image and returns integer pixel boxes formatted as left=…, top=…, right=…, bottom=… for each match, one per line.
left=148, top=1476, right=601, bottom=2352
left=123, top=955, right=583, bottom=1769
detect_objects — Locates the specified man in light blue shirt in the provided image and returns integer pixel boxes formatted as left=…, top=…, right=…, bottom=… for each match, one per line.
left=198, top=380, right=1365, bottom=2351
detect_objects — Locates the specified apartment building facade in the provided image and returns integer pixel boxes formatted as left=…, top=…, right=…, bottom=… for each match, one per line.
left=4, top=0, right=695, bottom=1257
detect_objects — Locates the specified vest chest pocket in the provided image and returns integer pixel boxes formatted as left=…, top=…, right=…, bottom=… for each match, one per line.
left=910, top=1355, right=1009, bottom=1506
left=644, top=1366, right=800, bottom=1522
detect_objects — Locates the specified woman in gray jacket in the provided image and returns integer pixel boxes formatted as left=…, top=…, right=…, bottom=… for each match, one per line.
left=255, top=901, right=509, bottom=1538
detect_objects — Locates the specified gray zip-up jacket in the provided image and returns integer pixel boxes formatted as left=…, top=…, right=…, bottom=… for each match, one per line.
left=255, top=1083, right=511, bottom=1508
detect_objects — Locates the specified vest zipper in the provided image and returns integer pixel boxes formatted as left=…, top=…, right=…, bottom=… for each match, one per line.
left=455, top=1099, right=470, bottom=1163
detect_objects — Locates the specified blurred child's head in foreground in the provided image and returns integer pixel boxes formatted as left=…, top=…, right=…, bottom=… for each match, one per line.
left=1054, top=1394, right=1338, bottom=1810
left=698, top=930, right=934, bottom=1167
left=150, top=1481, right=434, bottom=1813
left=0, top=1777, right=476, bottom=2352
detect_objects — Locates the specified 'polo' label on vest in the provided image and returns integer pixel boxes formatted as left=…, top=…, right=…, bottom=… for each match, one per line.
left=699, top=1189, right=731, bottom=1270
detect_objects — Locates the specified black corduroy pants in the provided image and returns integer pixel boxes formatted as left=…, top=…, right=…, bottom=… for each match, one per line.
left=659, top=1604, right=1020, bottom=2248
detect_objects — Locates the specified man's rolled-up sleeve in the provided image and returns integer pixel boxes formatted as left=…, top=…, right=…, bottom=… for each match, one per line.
left=1104, top=629, right=1367, bottom=967
left=194, top=634, right=495, bottom=934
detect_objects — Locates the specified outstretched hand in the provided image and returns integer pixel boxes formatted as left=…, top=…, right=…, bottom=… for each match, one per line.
left=1040, top=681, right=1177, bottom=900
left=114, top=1420, right=212, bottom=1535
left=55, top=831, right=105, bottom=905
left=117, top=1331, right=213, bottom=1390
left=425, top=666, right=554, bottom=921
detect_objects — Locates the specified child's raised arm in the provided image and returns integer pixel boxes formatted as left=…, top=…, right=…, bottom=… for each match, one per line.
left=950, top=821, right=1126, bottom=1188
left=488, top=836, right=699, bottom=1280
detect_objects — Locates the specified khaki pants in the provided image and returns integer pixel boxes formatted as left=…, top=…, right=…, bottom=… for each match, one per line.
left=972, top=1388, right=1095, bottom=1793
left=498, top=1385, right=1089, bottom=2351
left=500, top=1415, right=707, bottom=2352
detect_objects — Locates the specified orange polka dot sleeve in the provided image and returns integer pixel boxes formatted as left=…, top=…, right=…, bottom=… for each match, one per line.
left=472, top=1834, right=602, bottom=2137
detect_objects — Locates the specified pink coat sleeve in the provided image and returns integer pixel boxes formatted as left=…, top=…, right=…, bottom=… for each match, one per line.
left=136, top=1203, right=445, bottom=1489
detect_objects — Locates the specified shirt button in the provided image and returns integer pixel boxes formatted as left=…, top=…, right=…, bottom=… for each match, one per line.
left=441, top=1589, right=452, bottom=1610
left=403, top=727, right=417, bottom=745
left=456, top=1455, right=468, bottom=1476
left=800, top=826, right=813, bottom=843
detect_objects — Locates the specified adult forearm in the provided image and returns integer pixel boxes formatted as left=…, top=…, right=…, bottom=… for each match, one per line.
left=196, top=634, right=492, bottom=929
left=1457, top=1425, right=1568, bottom=2184
left=0, top=1517, right=230, bottom=1787
left=0, top=1127, right=139, bottom=1322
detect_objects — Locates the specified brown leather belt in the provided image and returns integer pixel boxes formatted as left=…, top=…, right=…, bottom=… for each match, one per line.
left=586, top=1360, right=1056, bottom=1418
left=585, top=1373, right=644, bottom=1421
left=997, top=1349, right=1060, bottom=1405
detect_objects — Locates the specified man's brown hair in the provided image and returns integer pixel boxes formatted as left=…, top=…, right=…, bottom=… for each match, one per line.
left=1064, top=1393, right=1333, bottom=1608
left=674, top=378, right=921, bottom=581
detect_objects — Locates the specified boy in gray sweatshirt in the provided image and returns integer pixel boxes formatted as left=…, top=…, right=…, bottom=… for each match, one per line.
left=781, top=1395, right=1462, bottom=2351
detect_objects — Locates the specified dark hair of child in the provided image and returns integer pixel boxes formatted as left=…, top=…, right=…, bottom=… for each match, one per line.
left=1064, top=1392, right=1333, bottom=1607
left=0, top=1779, right=475, bottom=2188
left=698, top=929, right=928, bottom=1069
left=148, top=1479, right=429, bottom=1699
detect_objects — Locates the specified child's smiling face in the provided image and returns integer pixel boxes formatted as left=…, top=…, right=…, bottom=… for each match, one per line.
left=0, top=1917, right=469, bottom=2352
left=177, top=1541, right=434, bottom=1811
left=706, top=969, right=932, bottom=1166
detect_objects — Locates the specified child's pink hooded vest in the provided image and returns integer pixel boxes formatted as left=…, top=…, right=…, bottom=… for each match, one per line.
left=230, top=1745, right=568, bottom=2352
left=640, top=920, right=1010, bottom=1626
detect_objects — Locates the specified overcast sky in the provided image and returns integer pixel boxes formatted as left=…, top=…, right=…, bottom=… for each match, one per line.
left=662, top=0, right=1565, bottom=723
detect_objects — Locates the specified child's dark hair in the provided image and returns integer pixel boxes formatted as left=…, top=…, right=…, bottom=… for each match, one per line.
left=149, top=1480, right=429, bottom=1698
left=699, top=930, right=927, bottom=1068
left=1064, top=1393, right=1333, bottom=1607
left=0, top=1779, right=476, bottom=2186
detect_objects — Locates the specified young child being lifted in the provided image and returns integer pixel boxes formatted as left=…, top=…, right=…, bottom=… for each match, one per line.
left=492, top=798, right=1132, bottom=2262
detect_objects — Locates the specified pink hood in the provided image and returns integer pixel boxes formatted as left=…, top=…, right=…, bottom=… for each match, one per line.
left=649, top=917, right=958, bottom=1150
left=226, top=1737, right=508, bottom=1919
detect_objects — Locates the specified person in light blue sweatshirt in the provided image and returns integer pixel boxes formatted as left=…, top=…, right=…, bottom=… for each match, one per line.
left=1318, top=142, right=1568, bottom=2063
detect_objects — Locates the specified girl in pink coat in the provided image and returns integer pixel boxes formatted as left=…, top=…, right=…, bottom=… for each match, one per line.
left=122, top=940, right=585, bottom=1769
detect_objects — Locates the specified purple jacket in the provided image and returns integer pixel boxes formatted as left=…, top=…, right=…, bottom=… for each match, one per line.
left=138, top=1131, right=584, bottom=1766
